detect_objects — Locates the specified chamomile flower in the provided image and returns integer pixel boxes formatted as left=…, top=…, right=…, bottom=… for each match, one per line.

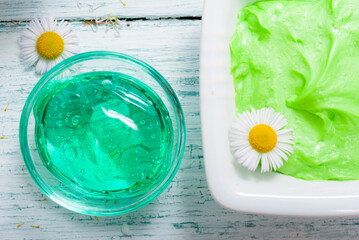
left=229, top=108, right=294, bottom=173
left=19, top=17, right=79, bottom=74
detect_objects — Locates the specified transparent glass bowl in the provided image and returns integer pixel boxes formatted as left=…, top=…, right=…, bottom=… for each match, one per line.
left=19, top=51, right=186, bottom=216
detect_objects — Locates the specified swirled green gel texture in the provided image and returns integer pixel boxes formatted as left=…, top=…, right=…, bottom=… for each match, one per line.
left=230, top=0, right=359, bottom=180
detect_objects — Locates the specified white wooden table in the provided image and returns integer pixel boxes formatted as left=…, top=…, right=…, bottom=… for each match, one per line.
left=1, top=0, right=359, bottom=239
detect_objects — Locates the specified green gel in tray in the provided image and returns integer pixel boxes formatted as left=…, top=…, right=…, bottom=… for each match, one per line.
left=33, top=71, right=173, bottom=194
left=230, top=0, right=359, bottom=180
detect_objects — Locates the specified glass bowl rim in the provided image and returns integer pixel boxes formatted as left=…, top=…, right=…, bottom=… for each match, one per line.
left=19, top=51, right=186, bottom=216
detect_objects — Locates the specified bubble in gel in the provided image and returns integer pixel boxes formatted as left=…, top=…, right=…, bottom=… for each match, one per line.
left=65, top=146, right=77, bottom=159
left=102, top=80, right=112, bottom=86
left=71, top=115, right=80, bottom=126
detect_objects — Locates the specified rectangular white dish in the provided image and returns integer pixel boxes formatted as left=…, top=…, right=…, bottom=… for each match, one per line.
left=200, top=0, right=359, bottom=217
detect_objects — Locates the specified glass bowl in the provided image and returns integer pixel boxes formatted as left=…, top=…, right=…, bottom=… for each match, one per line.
left=19, top=51, right=186, bottom=216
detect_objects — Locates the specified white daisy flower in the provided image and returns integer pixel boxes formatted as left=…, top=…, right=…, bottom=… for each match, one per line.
left=19, top=17, right=79, bottom=75
left=229, top=108, right=294, bottom=173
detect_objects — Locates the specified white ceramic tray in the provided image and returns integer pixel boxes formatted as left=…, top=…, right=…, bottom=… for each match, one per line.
left=200, top=0, right=359, bottom=217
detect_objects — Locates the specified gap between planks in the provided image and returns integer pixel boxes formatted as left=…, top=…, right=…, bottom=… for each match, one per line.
left=0, top=16, right=202, bottom=25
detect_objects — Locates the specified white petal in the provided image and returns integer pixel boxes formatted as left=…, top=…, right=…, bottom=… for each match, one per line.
left=23, top=52, right=39, bottom=66
left=242, top=150, right=257, bottom=169
left=254, top=109, right=261, bottom=125
left=247, top=110, right=257, bottom=126
left=261, top=153, right=269, bottom=173
left=276, top=143, right=294, bottom=154
left=20, top=48, right=37, bottom=58
left=229, top=132, right=248, bottom=142
left=35, top=58, right=48, bottom=74
left=64, top=45, right=80, bottom=54
left=63, top=33, right=78, bottom=43
left=236, top=118, right=251, bottom=130
left=54, top=57, right=62, bottom=65
left=229, top=139, right=249, bottom=148
left=241, top=151, right=253, bottom=167
left=49, top=17, right=57, bottom=31
left=57, top=19, right=65, bottom=29
left=19, top=39, right=36, bottom=47
left=242, top=110, right=255, bottom=128
left=28, top=21, right=38, bottom=34
left=41, top=17, right=51, bottom=32
left=271, top=113, right=288, bottom=131
left=263, top=108, right=274, bottom=125
left=244, top=150, right=260, bottom=170
left=267, top=152, right=274, bottom=171
left=269, top=113, right=280, bottom=129
left=257, top=109, right=263, bottom=124
left=45, top=60, right=57, bottom=72
left=251, top=109, right=258, bottom=126
left=268, top=151, right=283, bottom=171
left=260, top=108, right=266, bottom=124
left=284, top=140, right=294, bottom=145
left=19, top=44, right=36, bottom=51
left=47, top=16, right=56, bottom=30
left=248, top=150, right=260, bottom=171
left=277, top=128, right=293, bottom=136
left=56, top=23, right=73, bottom=37
left=33, top=18, right=45, bottom=34
left=231, top=116, right=250, bottom=132
left=35, top=58, right=43, bottom=74
left=60, top=50, right=74, bottom=59
left=229, top=127, right=247, bottom=137
left=28, top=20, right=42, bottom=36
left=230, top=124, right=249, bottom=136
left=277, top=134, right=293, bottom=142
left=234, top=145, right=252, bottom=161
left=273, top=147, right=289, bottom=162
left=21, top=50, right=34, bottom=60
left=21, top=29, right=38, bottom=40
left=274, top=153, right=284, bottom=168
left=21, top=56, right=38, bottom=66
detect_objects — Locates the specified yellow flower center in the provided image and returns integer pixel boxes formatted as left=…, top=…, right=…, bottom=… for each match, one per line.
left=36, top=31, right=64, bottom=60
left=248, top=124, right=277, bottom=153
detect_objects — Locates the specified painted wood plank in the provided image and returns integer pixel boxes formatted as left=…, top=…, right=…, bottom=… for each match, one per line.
left=1, top=20, right=359, bottom=240
left=0, top=0, right=203, bottom=21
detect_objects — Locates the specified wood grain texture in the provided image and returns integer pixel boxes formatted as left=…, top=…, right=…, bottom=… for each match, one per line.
left=1, top=16, right=359, bottom=240
left=0, top=0, right=203, bottom=21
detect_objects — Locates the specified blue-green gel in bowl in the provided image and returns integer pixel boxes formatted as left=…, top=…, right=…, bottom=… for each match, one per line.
left=20, top=51, right=186, bottom=215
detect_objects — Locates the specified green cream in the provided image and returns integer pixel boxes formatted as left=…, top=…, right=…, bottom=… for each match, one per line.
left=230, top=0, right=359, bottom=180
